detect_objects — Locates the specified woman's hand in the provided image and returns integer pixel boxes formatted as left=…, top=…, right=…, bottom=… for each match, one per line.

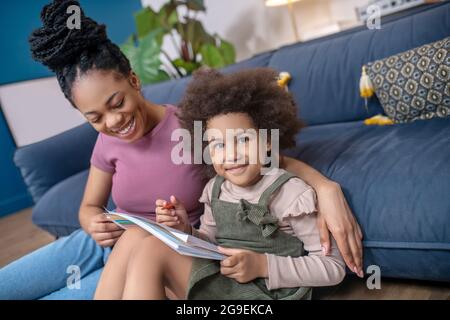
left=280, top=156, right=364, bottom=277
left=155, top=195, right=191, bottom=234
left=316, top=181, right=364, bottom=277
left=218, top=247, right=268, bottom=283
left=87, top=213, right=125, bottom=247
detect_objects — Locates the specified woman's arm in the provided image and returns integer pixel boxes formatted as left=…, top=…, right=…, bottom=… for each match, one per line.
left=280, top=155, right=364, bottom=277
left=79, top=165, right=124, bottom=247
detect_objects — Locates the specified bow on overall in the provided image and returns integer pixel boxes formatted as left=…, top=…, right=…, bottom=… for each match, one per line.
left=236, top=198, right=279, bottom=238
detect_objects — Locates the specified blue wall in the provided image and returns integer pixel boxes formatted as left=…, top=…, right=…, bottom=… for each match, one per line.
left=0, top=0, right=142, bottom=216
left=0, top=109, right=34, bottom=217
left=0, top=0, right=143, bottom=85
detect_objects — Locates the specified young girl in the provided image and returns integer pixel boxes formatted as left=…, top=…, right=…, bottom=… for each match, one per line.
left=114, top=68, right=346, bottom=300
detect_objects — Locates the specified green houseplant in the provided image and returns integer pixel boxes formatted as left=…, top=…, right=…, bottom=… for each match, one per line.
left=120, top=0, right=236, bottom=85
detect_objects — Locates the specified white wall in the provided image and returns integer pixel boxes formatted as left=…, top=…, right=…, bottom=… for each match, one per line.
left=143, top=0, right=365, bottom=61
left=0, top=0, right=367, bottom=147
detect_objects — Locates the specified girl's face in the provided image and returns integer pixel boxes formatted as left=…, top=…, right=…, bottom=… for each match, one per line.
left=206, top=112, right=270, bottom=188
left=71, top=69, right=151, bottom=143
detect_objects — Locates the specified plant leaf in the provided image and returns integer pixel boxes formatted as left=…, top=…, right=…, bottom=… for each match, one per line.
left=120, top=35, right=138, bottom=66
left=158, top=1, right=179, bottom=30
left=173, top=58, right=200, bottom=74
left=200, top=43, right=225, bottom=68
left=152, top=70, right=173, bottom=83
left=120, top=32, right=170, bottom=85
left=218, top=38, right=236, bottom=65
left=134, top=7, right=160, bottom=39
left=181, top=19, right=215, bottom=55
left=183, top=0, right=206, bottom=11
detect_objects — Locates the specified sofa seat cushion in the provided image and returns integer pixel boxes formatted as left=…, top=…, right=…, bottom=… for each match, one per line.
left=283, top=118, right=450, bottom=281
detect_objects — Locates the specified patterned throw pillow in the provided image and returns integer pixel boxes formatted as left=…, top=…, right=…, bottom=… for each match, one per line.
left=365, top=37, right=450, bottom=123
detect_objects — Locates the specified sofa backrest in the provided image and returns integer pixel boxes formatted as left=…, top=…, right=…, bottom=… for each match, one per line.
left=141, top=51, right=274, bottom=105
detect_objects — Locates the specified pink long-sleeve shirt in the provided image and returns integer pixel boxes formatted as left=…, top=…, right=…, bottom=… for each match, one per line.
left=192, top=168, right=346, bottom=290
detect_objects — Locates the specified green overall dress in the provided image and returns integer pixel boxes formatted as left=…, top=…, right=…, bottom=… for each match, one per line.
left=186, top=172, right=312, bottom=300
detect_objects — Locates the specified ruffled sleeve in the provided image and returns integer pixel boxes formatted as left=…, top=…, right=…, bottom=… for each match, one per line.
left=281, top=187, right=317, bottom=220
left=264, top=183, right=346, bottom=290
left=193, top=177, right=217, bottom=244
left=198, top=177, right=215, bottom=204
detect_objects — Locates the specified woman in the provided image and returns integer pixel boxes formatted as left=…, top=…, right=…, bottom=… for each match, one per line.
left=0, top=0, right=363, bottom=300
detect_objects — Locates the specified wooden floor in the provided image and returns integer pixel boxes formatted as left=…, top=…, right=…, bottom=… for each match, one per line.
left=0, top=208, right=54, bottom=268
left=1, top=208, right=449, bottom=300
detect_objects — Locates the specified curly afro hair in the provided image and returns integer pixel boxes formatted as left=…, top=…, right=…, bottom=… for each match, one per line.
left=178, top=67, right=304, bottom=148
left=29, top=0, right=131, bottom=107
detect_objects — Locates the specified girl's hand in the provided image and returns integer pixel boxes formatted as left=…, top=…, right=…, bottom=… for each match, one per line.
left=316, top=182, right=364, bottom=278
left=87, top=213, right=125, bottom=247
left=155, top=195, right=191, bottom=234
left=218, top=247, right=268, bottom=283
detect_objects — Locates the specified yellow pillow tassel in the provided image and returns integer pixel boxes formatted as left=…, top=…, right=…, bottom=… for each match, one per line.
left=359, top=66, right=375, bottom=112
left=359, top=66, right=394, bottom=126
left=364, top=114, right=394, bottom=126
left=277, top=72, right=291, bottom=91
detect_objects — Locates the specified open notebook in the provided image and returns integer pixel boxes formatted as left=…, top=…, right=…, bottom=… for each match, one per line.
left=104, top=208, right=225, bottom=260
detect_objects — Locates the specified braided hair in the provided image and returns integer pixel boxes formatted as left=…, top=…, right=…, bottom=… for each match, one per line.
left=29, top=0, right=131, bottom=107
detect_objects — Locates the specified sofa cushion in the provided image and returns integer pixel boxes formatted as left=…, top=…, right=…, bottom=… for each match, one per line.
left=32, top=170, right=115, bottom=237
left=14, top=123, right=98, bottom=203
left=268, top=2, right=450, bottom=126
left=366, top=36, right=450, bottom=123
left=283, top=118, right=450, bottom=281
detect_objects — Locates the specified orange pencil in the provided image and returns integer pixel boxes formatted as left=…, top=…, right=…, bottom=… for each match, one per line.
left=162, top=202, right=175, bottom=210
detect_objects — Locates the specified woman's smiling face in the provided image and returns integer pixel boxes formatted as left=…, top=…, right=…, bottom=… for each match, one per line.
left=71, top=69, right=150, bottom=143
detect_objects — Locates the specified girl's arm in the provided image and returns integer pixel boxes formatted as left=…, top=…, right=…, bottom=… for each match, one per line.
left=190, top=179, right=218, bottom=243
left=191, top=203, right=217, bottom=243
left=264, top=212, right=346, bottom=289
left=280, top=155, right=364, bottom=277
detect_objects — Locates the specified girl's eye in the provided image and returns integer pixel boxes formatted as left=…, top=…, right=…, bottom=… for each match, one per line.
left=90, top=117, right=100, bottom=124
left=237, top=136, right=249, bottom=144
left=214, top=143, right=224, bottom=150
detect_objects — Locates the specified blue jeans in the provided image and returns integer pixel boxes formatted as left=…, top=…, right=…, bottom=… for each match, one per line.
left=0, top=229, right=111, bottom=300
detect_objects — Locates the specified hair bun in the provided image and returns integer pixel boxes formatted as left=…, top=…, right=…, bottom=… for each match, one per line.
left=29, top=0, right=109, bottom=72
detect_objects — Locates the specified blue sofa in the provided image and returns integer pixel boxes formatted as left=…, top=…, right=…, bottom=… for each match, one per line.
left=14, top=2, right=450, bottom=282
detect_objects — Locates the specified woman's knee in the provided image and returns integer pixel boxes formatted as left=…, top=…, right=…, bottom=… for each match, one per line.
left=124, top=226, right=151, bottom=239
left=115, top=227, right=150, bottom=247
left=129, top=236, right=169, bottom=264
left=138, top=236, right=168, bottom=254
